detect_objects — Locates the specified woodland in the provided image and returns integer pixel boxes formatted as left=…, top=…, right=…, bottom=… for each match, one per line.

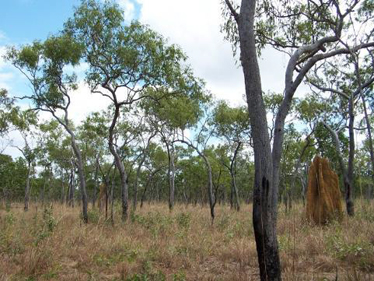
left=1, top=0, right=374, bottom=280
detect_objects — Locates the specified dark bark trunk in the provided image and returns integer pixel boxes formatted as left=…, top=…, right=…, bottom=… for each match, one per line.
left=229, top=142, right=241, bottom=211
left=110, top=170, right=115, bottom=225
left=165, top=141, right=175, bottom=211
left=237, top=0, right=281, bottom=279
left=346, top=98, right=355, bottom=216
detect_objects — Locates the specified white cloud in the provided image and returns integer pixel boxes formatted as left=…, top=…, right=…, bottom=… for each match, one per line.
left=134, top=0, right=289, bottom=106
left=68, top=81, right=112, bottom=124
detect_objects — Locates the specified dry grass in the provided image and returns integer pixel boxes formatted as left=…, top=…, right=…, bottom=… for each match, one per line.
left=0, top=200, right=373, bottom=281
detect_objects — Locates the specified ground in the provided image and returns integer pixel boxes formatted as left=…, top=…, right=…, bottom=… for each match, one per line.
left=0, top=200, right=373, bottom=280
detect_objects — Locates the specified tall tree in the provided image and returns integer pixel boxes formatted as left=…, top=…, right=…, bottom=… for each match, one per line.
left=12, top=110, right=38, bottom=211
left=213, top=101, right=250, bottom=210
left=6, top=35, right=89, bottom=223
left=222, top=0, right=374, bottom=279
left=66, top=0, right=206, bottom=220
left=307, top=46, right=374, bottom=216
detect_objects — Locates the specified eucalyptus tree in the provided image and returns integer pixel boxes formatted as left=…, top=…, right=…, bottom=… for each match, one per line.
left=140, top=143, right=168, bottom=207
left=129, top=118, right=157, bottom=210
left=213, top=100, right=250, bottom=210
left=175, top=108, right=216, bottom=222
left=38, top=120, right=76, bottom=205
left=222, top=0, right=374, bottom=279
left=0, top=154, right=28, bottom=206
left=11, top=110, right=38, bottom=211
left=141, top=91, right=207, bottom=210
left=66, top=0, right=206, bottom=220
left=78, top=111, right=109, bottom=207
left=307, top=48, right=374, bottom=216
left=0, top=89, right=17, bottom=140
left=6, top=35, right=89, bottom=222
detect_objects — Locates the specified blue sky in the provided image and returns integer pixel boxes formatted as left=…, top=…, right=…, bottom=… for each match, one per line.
left=0, top=0, right=142, bottom=99
left=0, top=0, right=81, bottom=44
left=0, top=0, right=141, bottom=44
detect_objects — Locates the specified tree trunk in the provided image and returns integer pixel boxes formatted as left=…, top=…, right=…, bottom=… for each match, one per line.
left=361, top=95, right=374, bottom=188
left=66, top=129, right=88, bottom=222
left=108, top=105, right=128, bottom=222
left=176, top=139, right=215, bottom=222
left=229, top=142, right=241, bottom=211
left=237, top=0, right=281, bottom=279
left=60, top=168, right=65, bottom=205
left=133, top=154, right=146, bottom=211
left=68, top=167, right=75, bottom=207
left=323, top=118, right=355, bottom=216
left=24, top=161, right=32, bottom=211
left=92, top=154, right=100, bottom=208
left=346, top=98, right=355, bottom=216
left=290, top=135, right=312, bottom=209
left=110, top=170, right=115, bottom=225
left=165, top=141, right=175, bottom=211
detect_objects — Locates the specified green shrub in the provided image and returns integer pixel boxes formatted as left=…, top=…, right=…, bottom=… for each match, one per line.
left=176, top=212, right=191, bottom=229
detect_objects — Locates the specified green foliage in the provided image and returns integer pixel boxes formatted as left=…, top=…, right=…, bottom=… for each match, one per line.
left=0, top=89, right=19, bottom=135
left=175, top=212, right=191, bottom=229
left=6, top=33, right=82, bottom=112
left=131, top=211, right=173, bottom=238
left=87, top=209, right=101, bottom=224
left=326, top=226, right=374, bottom=268
left=66, top=0, right=208, bottom=108
left=222, top=0, right=367, bottom=55
left=0, top=154, right=28, bottom=201
left=34, top=205, right=57, bottom=246
left=212, top=100, right=250, bottom=143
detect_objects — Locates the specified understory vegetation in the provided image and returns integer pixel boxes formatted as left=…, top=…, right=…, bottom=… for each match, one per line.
left=1, top=201, right=373, bottom=281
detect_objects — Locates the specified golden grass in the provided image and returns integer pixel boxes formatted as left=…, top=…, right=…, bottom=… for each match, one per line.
left=0, top=200, right=373, bottom=281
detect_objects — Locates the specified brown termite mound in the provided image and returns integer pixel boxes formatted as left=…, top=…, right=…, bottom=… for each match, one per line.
left=306, top=156, right=343, bottom=224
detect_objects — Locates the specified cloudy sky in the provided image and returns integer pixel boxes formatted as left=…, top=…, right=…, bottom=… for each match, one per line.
left=0, top=0, right=290, bottom=157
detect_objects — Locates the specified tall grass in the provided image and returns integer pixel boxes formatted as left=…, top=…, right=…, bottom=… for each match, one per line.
left=0, top=200, right=373, bottom=280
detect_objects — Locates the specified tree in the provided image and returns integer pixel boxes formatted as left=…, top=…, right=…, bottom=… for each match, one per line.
left=6, top=34, right=89, bottom=223
left=0, top=154, right=28, bottom=207
left=66, top=0, right=206, bottom=220
left=0, top=89, right=19, bottom=153
left=12, top=110, right=38, bottom=211
left=78, top=111, right=109, bottom=207
left=306, top=41, right=374, bottom=216
left=222, top=0, right=374, bottom=279
left=213, top=100, right=250, bottom=210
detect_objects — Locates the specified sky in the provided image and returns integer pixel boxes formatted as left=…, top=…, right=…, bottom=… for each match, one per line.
left=0, top=0, right=292, bottom=158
